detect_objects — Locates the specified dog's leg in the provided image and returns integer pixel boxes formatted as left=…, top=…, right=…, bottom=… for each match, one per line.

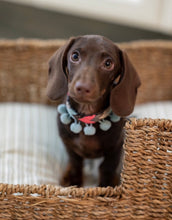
left=60, top=148, right=83, bottom=187
left=99, top=146, right=123, bottom=187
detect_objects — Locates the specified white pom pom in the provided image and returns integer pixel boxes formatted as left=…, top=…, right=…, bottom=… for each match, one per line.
left=70, top=122, right=82, bottom=134
left=99, top=120, right=111, bottom=131
left=84, top=125, right=96, bottom=136
left=57, top=104, right=67, bottom=114
left=110, top=113, right=120, bottom=122
left=60, top=113, right=71, bottom=125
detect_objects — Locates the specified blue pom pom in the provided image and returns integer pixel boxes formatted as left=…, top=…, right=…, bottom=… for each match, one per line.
left=57, top=104, right=67, bottom=114
left=67, top=108, right=77, bottom=116
left=84, top=125, right=96, bottom=136
left=99, top=120, right=111, bottom=131
left=70, top=122, right=82, bottom=134
left=110, top=112, right=120, bottom=122
left=60, top=113, right=71, bottom=125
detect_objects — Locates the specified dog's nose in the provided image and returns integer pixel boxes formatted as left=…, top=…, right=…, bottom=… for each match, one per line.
left=75, top=81, right=91, bottom=95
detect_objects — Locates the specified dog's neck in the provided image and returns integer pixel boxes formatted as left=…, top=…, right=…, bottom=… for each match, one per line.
left=68, top=94, right=110, bottom=116
left=58, top=94, right=120, bottom=136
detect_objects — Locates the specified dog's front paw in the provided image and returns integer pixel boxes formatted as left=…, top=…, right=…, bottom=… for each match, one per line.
left=60, top=165, right=83, bottom=187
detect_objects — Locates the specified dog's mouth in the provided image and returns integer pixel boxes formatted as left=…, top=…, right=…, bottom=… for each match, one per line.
left=68, top=88, right=110, bottom=116
left=69, top=93, right=99, bottom=104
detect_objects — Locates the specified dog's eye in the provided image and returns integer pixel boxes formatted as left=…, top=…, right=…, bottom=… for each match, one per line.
left=103, top=59, right=114, bottom=70
left=71, top=51, right=80, bottom=62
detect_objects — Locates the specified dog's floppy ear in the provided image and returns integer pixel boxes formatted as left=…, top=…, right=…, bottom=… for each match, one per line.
left=110, top=49, right=141, bottom=117
left=46, top=37, right=76, bottom=101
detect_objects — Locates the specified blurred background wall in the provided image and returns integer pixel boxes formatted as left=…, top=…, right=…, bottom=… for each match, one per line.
left=0, top=0, right=172, bottom=42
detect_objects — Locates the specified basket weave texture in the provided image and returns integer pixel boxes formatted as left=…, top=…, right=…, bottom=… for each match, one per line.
left=0, top=39, right=172, bottom=219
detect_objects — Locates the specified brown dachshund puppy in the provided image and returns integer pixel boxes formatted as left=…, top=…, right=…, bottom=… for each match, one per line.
left=47, top=35, right=141, bottom=187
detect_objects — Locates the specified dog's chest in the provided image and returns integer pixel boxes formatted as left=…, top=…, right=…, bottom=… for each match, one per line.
left=73, top=134, right=103, bottom=158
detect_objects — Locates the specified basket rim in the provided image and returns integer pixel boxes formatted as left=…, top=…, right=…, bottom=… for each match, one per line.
left=0, top=183, right=122, bottom=199
left=126, top=118, right=172, bottom=131
left=0, top=39, right=172, bottom=49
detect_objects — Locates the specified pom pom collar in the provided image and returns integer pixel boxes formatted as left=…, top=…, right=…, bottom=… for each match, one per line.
left=57, top=97, right=120, bottom=136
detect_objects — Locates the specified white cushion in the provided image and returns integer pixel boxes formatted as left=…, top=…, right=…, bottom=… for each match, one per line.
left=0, top=103, right=67, bottom=185
left=133, top=101, right=172, bottom=119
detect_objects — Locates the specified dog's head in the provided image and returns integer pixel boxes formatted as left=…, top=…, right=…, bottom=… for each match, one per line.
left=47, top=35, right=141, bottom=116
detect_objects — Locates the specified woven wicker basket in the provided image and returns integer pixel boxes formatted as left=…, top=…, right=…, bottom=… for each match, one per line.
left=0, top=39, right=171, bottom=219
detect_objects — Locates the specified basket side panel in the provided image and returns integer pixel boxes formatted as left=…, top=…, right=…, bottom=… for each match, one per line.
left=122, top=119, right=172, bottom=219
left=123, top=45, right=172, bottom=104
left=0, top=40, right=172, bottom=105
left=0, top=42, right=64, bottom=105
left=0, top=194, right=131, bottom=220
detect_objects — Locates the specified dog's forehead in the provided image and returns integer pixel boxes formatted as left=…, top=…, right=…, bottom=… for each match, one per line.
left=71, top=35, right=116, bottom=53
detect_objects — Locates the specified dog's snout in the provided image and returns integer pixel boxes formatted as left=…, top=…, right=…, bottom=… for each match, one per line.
left=75, top=81, right=91, bottom=95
